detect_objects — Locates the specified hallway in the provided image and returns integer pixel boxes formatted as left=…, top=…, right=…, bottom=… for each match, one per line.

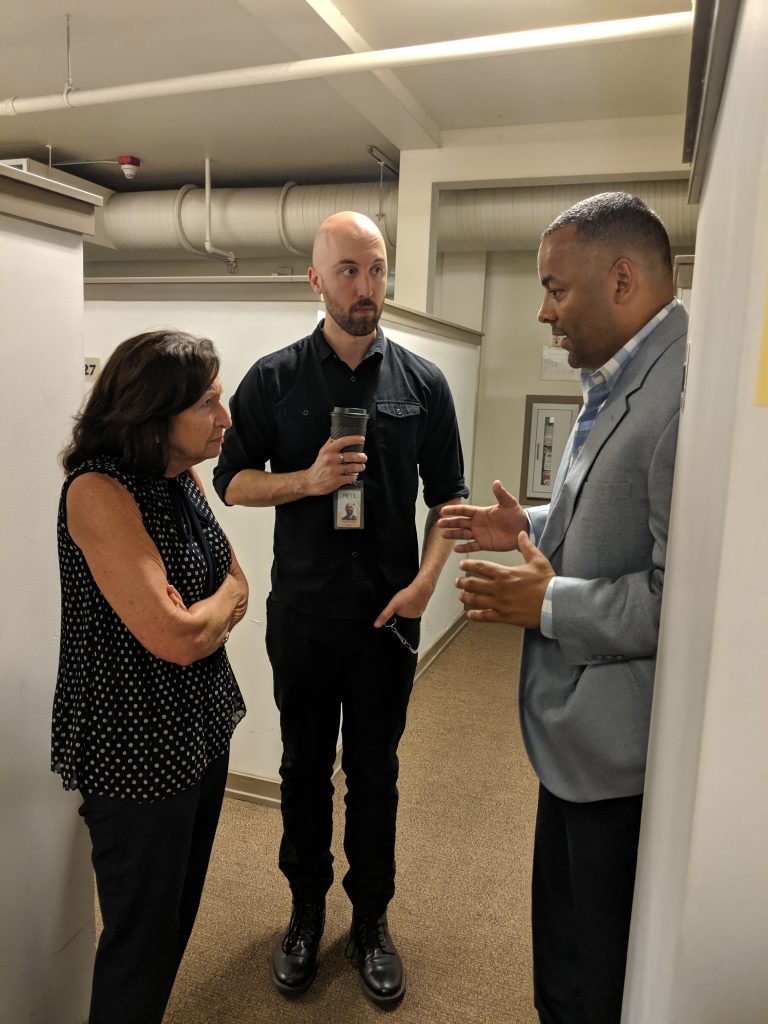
left=161, top=622, right=538, bottom=1024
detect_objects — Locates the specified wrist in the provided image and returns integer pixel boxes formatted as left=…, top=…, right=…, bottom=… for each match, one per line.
left=409, top=576, right=435, bottom=608
left=295, top=468, right=313, bottom=499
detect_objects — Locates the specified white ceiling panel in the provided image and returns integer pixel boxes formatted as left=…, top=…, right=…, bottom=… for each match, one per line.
left=0, top=0, right=694, bottom=192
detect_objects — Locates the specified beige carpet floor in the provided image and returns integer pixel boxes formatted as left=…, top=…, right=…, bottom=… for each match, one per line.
left=161, top=621, right=539, bottom=1024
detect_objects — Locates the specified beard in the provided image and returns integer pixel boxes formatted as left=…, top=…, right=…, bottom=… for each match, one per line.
left=325, top=295, right=382, bottom=337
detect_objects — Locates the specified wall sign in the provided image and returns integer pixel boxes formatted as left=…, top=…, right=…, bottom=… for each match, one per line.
left=84, top=357, right=100, bottom=385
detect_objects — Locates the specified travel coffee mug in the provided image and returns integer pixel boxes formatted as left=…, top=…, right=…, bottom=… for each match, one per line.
left=330, top=406, right=368, bottom=453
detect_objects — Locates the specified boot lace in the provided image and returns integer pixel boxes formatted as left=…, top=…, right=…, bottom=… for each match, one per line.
left=283, top=902, right=323, bottom=952
left=346, top=915, right=389, bottom=963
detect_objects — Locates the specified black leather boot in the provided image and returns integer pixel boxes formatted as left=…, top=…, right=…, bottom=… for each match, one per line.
left=271, top=900, right=325, bottom=996
left=346, top=912, right=406, bottom=1006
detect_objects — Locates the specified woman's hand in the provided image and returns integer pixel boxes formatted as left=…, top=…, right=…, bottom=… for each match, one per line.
left=67, top=472, right=246, bottom=666
left=167, top=584, right=187, bottom=610
left=225, top=551, right=249, bottom=629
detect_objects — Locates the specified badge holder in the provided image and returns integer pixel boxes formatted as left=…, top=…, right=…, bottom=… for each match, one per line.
left=334, top=483, right=364, bottom=529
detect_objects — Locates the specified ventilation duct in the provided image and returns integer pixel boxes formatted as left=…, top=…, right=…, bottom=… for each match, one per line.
left=437, top=180, right=698, bottom=251
left=100, top=178, right=697, bottom=257
left=103, top=182, right=398, bottom=256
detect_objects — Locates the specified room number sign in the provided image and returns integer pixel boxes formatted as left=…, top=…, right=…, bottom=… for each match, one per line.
left=84, top=357, right=101, bottom=387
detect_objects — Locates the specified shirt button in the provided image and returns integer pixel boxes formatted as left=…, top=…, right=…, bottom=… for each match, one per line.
left=350, top=375, right=356, bottom=382
left=351, top=551, right=358, bottom=558
left=302, top=409, right=309, bottom=416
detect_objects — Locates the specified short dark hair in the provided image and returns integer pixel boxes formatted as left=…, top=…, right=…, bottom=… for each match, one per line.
left=61, top=330, right=219, bottom=475
left=542, top=192, right=672, bottom=273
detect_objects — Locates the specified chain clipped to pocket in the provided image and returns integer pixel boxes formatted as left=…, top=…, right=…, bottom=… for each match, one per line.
left=384, top=617, right=420, bottom=655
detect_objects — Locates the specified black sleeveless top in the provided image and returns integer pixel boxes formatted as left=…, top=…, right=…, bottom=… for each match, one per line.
left=52, top=457, right=246, bottom=801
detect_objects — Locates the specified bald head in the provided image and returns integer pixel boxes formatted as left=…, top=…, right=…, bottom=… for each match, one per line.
left=312, top=211, right=386, bottom=269
left=308, top=211, right=388, bottom=343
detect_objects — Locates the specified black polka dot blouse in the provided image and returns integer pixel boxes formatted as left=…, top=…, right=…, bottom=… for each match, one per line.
left=52, top=457, right=246, bottom=801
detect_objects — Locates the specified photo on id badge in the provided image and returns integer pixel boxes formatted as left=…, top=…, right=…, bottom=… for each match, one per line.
left=335, top=485, right=363, bottom=529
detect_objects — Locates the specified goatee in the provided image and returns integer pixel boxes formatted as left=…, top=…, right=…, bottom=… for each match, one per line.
left=329, top=300, right=381, bottom=337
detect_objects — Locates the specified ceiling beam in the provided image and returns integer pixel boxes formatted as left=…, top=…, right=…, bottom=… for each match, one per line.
left=299, top=0, right=441, bottom=150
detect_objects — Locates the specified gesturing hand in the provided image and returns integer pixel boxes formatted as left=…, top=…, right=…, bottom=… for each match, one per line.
left=304, top=435, right=367, bottom=496
left=455, top=532, right=555, bottom=627
left=438, top=480, right=529, bottom=553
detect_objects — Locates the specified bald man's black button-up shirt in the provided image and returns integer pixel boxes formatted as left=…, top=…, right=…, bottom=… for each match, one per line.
left=213, top=322, right=468, bottom=620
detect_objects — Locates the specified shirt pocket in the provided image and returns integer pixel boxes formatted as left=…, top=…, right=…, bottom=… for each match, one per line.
left=375, top=400, right=422, bottom=454
left=274, top=401, right=330, bottom=471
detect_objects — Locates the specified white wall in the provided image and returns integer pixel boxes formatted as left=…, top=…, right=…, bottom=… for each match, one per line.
left=0, top=213, right=93, bottom=1023
left=379, top=317, right=480, bottom=649
left=624, top=0, right=768, bottom=1020
left=434, top=251, right=487, bottom=332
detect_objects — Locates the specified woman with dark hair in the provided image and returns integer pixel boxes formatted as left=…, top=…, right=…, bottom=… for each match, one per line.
left=53, top=330, right=248, bottom=1024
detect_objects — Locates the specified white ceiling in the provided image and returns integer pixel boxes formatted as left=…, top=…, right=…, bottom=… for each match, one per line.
left=0, top=0, right=693, bottom=193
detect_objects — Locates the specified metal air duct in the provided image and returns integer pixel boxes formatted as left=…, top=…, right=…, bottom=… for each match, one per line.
left=100, top=178, right=696, bottom=257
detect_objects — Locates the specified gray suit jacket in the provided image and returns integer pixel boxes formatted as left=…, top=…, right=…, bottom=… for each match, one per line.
left=522, top=304, right=688, bottom=802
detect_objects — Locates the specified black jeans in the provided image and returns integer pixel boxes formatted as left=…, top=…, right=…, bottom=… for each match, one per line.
left=79, top=752, right=229, bottom=1024
left=532, top=784, right=643, bottom=1024
left=266, top=599, right=418, bottom=916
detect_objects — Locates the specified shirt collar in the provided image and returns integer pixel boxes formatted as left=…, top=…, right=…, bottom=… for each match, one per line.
left=312, top=320, right=386, bottom=364
left=580, top=297, right=679, bottom=398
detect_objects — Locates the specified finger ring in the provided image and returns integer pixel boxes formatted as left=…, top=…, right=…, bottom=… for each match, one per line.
left=339, top=453, right=344, bottom=465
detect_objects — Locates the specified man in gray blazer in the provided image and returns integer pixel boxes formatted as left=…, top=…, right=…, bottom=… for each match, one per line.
left=439, top=193, right=687, bottom=1024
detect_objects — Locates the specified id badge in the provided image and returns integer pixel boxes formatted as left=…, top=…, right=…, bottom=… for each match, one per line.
left=334, top=484, right=364, bottom=530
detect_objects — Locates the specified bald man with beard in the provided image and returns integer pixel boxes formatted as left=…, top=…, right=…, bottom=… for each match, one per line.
left=214, top=212, right=468, bottom=1007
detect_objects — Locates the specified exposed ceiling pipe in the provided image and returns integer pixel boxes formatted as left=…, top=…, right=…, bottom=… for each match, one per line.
left=99, top=179, right=697, bottom=258
left=0, top=13, right=692, bottom=118
left=173, top=184, right=207, bottom=259
left=103, top=182, right=400, bottom=256
left=436, top=180, right=699, bottom=251
left=203, top=159, right=238, bottom=273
